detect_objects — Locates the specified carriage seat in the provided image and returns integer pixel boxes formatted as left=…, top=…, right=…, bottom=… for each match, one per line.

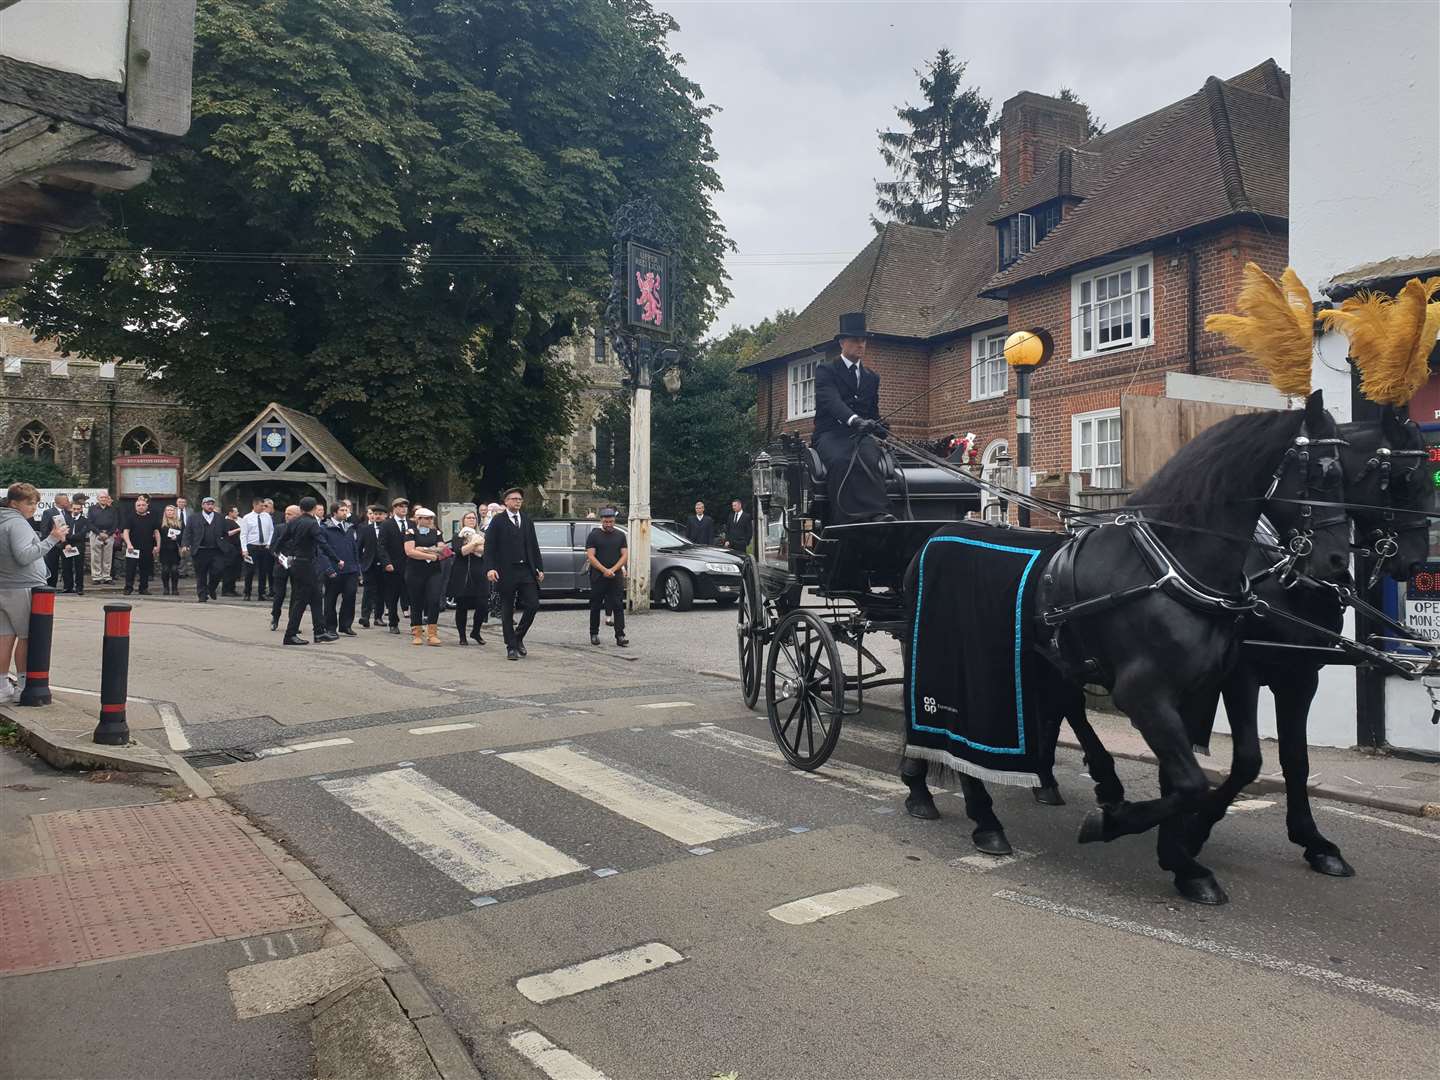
left=803, top=445, right=898, bottom=487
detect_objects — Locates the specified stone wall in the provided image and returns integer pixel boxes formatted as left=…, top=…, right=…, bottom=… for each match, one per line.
left=541, top=327, right=625, bottom=516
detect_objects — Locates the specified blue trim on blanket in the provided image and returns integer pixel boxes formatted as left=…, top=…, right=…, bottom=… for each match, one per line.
left=908, top=535, right=1044, bottom=755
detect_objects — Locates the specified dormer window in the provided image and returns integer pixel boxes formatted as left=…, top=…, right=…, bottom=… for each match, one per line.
left=997, top=200, right=1062, bottom=269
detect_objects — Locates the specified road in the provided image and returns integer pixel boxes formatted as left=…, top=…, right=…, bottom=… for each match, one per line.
left=41, top=594, right=1440, bottom=1078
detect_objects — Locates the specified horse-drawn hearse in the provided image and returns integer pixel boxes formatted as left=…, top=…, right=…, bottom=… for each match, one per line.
left=733, top=265, right=1439, bottom=905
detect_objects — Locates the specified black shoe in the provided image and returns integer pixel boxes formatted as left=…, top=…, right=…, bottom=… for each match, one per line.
left=517, top=642, right=528, bottom=657
left=591, top=634, right=601, bottom=645
left=197, top=596, right=207, bottom=603
left=471, top=629, right=484, bottom=645
left=123, top=588, right=133, bottom=595
left=506, top=647, right=519, bottom=660
left=389, top=624, right=400, bottom=634
left=340, top=628, right=357, bottom=637
left=138, top=589, right=150, bottom=595
left=315, top=632, right=339, bottom=643
left=270, top=617, right=279, bottom=631
left=358, top=619, right=370, bottom=629
left=243, top=594, right=251, bottom=602
left=283, top=636, right=309, bottom=646
left=457, top=633, right=469, bottom=645
left=616, top=635, right=629, bottom=647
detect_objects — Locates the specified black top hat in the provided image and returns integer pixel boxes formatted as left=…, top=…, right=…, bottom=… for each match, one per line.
left=836, top=312, right=867, bottom=340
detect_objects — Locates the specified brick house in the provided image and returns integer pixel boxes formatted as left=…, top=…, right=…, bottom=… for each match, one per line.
left=743, top=60, right=1293, bottom=505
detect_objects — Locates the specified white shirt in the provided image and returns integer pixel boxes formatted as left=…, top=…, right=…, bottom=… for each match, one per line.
left=841, top=355, right=864, bottom=425
left=509, top=512, right=520, bottom=528
left=239, top=511, right=273, bottom=546
left=202, top=511, right=215, bottom=524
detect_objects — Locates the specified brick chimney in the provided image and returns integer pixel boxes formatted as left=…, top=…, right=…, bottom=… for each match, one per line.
left=998, top=92, right=1090, bottom=198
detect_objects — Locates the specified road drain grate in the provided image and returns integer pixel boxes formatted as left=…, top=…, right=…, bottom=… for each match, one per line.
left=181, top=748, right=259, bottom=769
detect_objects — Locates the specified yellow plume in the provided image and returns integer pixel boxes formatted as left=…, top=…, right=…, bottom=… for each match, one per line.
left=1319, top=276, right=1440, bottom=406
left=1204, top=263, right=1314, bottom=397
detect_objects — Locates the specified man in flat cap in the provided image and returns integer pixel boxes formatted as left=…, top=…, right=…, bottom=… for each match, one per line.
left=811, top=312, right=893, bottom=523
left=585, top=508, right=629, bottom=648
left=483, top=486, right=544, bottom=660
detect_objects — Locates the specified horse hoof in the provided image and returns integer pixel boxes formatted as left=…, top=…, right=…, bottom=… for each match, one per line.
left=1306, top=851, right=1356, bottom=878
left=905, top=796, right=941, bottom=821
left=1032, top=785, right=1065, bottom=806
left=972, top=828, right=1013, bottom=856
left=1176, top=875, right=1229, bottom=906
left=1077, top=810, right=1107, bottom=844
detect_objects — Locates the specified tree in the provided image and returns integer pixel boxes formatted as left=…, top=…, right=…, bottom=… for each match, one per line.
left=14, top=0, right=730, bottom=500
left=0, top=456, right=72, bottom=488
left=596, top=310, right=795, bottom=516
left=1057, top=87, right=1107, bottom=139
left=873, top=50, right=996, bottom=231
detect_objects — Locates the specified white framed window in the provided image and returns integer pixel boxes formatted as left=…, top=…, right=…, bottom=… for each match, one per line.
left=787, top=357, right=818, bottom=420
left=99, top=361, right=116, bottom=379
left=2, top=356, right=20, bottom=375
left=1072, top=253, right=1153, bottom=358
left=970, top=331, right=1008, bottom=400
left=1072, top=408, right=1122, bottom=488
left=49, top=358, right=68, bottom=377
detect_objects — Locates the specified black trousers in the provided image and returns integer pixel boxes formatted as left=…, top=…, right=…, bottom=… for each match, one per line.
left=270, top=564, right=290, bottom=621
left=244, top=546, right=273, bottom=597
left=588, top=575, right=625, bottom=636
left=814, top=428, right=890, bottom=523
left=60, top=549, right=84, bottom=593
left=284, top=559, right=324, bottom=638
left=125, top=549, right=154, bottom=592
left=405, top=564, right=444, bottom=628
left=192, top=548, right=221, bottom=599
left=159, top=557, right=180, bottom=594
left=221, top=550, right=242, bottom=594
left=384, top=568, right=406, bottom=627
left=499, top=572, right=540, bottom=648
left=44, top=546, right=62, bottom=588
left=324, top=574, right=358, bottom=633
left=360, top=565, right=384, bottom=623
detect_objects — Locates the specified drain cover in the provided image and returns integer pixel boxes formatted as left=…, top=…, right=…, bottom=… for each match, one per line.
left=181, top=748, right=259, bottom=769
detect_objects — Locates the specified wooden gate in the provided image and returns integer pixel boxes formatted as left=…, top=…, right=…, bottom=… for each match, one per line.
left=1121, top=395, right=1263, bottom=489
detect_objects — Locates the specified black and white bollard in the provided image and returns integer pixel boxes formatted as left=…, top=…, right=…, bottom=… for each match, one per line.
left=92, top=604, right=131, bottom=745
left=17, top=586, right=55, bottom=707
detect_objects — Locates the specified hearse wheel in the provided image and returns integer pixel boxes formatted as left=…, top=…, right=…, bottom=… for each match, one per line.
left=766, top=609, right=844, bottom=770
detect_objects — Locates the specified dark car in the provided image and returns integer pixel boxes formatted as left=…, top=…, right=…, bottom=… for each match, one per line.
left=533, top=519, right=744, bottom=611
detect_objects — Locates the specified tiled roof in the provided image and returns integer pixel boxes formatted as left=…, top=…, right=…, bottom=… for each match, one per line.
left=193, top=402, right=385, bottom=490
left=982, top=63, right=1289, bottom=295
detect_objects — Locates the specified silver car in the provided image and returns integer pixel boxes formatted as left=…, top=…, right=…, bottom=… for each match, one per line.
left=533, top=520, right=744, bottom=611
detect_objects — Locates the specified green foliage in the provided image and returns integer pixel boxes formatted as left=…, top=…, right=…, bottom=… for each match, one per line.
left=873, top=49, right=996, bottom=231
left=1057, top=86, right=1106, bottom=138
left=14, top=0, right=729, bottom=499
left=0, top=456, right=73, bottom=488
left=597, top=311, right=794, bottom=517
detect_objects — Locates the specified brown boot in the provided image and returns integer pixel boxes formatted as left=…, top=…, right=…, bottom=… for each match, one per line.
left=411, top=626, right=424, bottom=646
left=425, top=624, right=442, bottom=646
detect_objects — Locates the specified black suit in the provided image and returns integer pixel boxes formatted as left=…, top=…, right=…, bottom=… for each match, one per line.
left=723, top=510, right=752, bottom=551
left=683, top=514, right=715, bottom=545
left=59, top=509, right=88, bottom=592
left=482, top=511, right=544, bottom=649
left=270, top=521, right=292, bottom=621
left=812, top=355, right=889, bottom=522
left=378, top=516, right=414, bottom=627
left=182, top=512, right=230, bottom=600
left=358, top=520, right=385, bottom=625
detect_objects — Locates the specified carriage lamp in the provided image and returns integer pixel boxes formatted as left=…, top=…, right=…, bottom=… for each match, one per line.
left=752, top=450, right=773, bottom=513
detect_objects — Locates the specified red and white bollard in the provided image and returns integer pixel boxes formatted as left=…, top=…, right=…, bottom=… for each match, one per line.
left=17, top=586, right=54, bottom=707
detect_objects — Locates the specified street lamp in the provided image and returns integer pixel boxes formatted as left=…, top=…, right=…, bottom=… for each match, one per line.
left=751, top=450, right=772, bottom=515
left=1003, top=328, right=1053, bottom=526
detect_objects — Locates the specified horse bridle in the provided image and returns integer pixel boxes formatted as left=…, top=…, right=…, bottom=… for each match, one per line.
left=1260, top=432, right=1349, bottom=579
left=1350, top=430, right=1429, bottom=582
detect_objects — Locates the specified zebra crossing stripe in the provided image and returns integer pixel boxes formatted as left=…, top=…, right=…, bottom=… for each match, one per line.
left=507, top=1028, right=609, bottom=1079
left=318, top=767, right=586, bottom=893
left=767, top=884, right=901, bottom=925
left=516, top=942, right=685, bottom=1004
left=499, top=746, right=767, bottom=846
left=670, top=725, right=912, bottom=800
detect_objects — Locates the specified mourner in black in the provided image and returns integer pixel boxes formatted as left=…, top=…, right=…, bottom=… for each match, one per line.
left=585, top=508, right=629, bottom=647
left=357, top=505, right=387, bottom=628
left=181, top=496, right=230, bottom=600
left=38, top=495, right=72, bottom=588
left=268, top=505, right=302, bottom=630
left=447, top=511, right=489, bottom=645
left=157, top=505, right=184, bottom=595
left=86, top=491, right=119, bottom=585
left=218, top=508, right=244, bottom=595
left=683, top=501, right=715, bottom=545
left=122, top=495, right=161, bottom=595
left=276, top=497, right=341, bottom=645
left=483, top=486, right=544, bottom=661
left=59, top=495, right=89, bottom=594
left=319, top=500, right=362, bottom=636
left=811, top=311, right=892, bottom=523
left=404, top=507, right=449, bottom=646
left=378, top=497, right=414, bottom=635
left=723, top=498, right=752, bottom=551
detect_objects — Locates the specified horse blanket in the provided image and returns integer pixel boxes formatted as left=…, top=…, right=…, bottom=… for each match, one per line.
left=903, top=522, right=1070, bottom=787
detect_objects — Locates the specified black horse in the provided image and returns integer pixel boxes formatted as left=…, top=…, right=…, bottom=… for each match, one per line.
left=900, top=393, right=1353, bottom=904
left=1183, top=407, right=1432, bottom=874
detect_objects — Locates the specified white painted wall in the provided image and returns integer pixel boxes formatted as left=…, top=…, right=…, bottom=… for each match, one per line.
left=0, top=0, right=128, bottom=84
left=1290, top=0, right=1440, bottom=751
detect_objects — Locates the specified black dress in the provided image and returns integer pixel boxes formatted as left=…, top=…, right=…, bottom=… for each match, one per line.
left=158, top=521, right=183, bottom=566
left=404, top=527, right=446, bottom=627
left=447, top=535, right=488, bottom=602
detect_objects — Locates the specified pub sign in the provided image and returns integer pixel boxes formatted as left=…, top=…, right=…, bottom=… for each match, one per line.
left=625, top=241, right=673, bottom=339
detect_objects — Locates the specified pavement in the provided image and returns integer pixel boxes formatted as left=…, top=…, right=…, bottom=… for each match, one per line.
left=4, top=590, right=1439, bottom=1079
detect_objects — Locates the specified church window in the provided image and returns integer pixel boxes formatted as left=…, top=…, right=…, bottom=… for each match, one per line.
left=16, top=421, right=56, bottom=462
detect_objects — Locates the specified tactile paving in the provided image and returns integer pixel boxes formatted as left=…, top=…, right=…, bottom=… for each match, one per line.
left=2, top=801, right=321, bottom=974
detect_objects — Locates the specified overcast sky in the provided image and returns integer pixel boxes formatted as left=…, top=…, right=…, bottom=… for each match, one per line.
left=666, top=0, right=1291, bottom=334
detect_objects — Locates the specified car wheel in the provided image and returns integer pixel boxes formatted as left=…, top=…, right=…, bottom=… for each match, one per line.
left=661, top=571, right=694, bottom=612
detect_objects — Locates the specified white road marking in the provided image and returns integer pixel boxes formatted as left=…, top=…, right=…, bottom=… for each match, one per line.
left=637, top=701, right=694, bottom=710
left=288, top=738, right=354, bottom=752
left=948, top=850, right=1036, bottom=872
left=767, top=884, right=901, bottom=926
left=1321, top=806, right=1440, bottom=840
left=53, top=685, right=155, bottom=704
left=409, top=722, right=477, bottom=735
left=516, top=942, right=685, bottom=1004
left=319, top=768, right=586, bottom=892
left=254, top=747, right=294, bottom=758
left=994, top=890, right=1440, bottom=1014
left=157, top=703, right=190, bottom=751
left=839, top=723, right=903, bottom=753
left=1225, top=799, right=1275, bottom=815
left=239, top=940, right=255, bottom=962
left=499, top=745, right=766, bottom=846
left=507, top=1029, right=609, bottom=1080
left=671, top=725, right=916, bottom=800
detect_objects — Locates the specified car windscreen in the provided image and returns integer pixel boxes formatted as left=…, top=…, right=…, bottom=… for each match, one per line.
left=650, top=524, right=687, bottom=550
